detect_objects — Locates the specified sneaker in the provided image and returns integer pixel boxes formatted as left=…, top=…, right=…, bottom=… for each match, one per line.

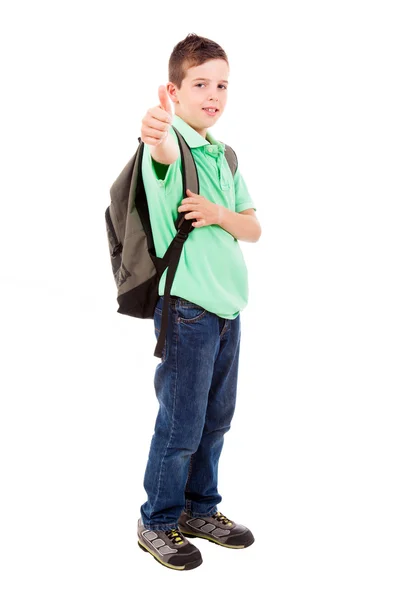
left=178, top=509, right=255, bottom=549
left=137, top=518, right=203, bottom=570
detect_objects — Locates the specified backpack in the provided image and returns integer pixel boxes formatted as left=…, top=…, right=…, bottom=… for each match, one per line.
left=105, top=124, right=238, bottom=358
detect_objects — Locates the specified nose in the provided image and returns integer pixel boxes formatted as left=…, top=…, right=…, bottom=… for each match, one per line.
left=209, top=87, right=221, bottom=100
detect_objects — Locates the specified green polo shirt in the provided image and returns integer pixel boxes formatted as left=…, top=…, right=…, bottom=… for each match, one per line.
left=141, top=114, right=257, bottom=319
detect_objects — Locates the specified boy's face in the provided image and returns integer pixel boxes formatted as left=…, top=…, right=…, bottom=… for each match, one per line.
left=166, top=59, right=229, bottom=138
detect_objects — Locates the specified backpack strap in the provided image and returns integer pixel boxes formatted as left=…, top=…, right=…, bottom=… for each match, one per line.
left=153, top=126, right=198, bottom=358
left=223, top=143, right=238, bottom=178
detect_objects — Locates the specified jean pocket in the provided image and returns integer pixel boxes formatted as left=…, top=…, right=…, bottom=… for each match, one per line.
left=176, top=300, right=208, bottom=324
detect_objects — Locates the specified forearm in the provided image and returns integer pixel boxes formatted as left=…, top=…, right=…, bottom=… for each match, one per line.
left=218, top=207, right=261, bottom=242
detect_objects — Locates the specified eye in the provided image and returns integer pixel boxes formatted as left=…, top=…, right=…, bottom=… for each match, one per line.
left=195, top=83, right=227, bottom=89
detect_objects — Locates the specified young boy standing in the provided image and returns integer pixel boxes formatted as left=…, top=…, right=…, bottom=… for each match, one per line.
left=137, top=34, right=261, bottom=570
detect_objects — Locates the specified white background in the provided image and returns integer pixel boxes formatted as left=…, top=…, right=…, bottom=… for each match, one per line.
left=1, top=0, right=399, bottom=597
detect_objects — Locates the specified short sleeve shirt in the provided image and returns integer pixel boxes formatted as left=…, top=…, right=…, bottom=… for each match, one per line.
left=141, top=114, right=257, bottom=319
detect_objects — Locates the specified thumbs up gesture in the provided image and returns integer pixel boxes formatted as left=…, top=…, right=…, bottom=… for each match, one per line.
left=141, top=85, right=174, bottom=146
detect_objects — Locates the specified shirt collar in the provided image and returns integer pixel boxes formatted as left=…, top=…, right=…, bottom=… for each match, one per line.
left=172, top=114, right=225, bottom=154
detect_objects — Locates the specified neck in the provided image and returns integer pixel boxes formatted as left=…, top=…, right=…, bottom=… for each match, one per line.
left=175, top=111, right=208, bottom=139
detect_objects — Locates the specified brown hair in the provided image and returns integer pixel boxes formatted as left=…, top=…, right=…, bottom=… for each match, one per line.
left=168, top=33, right=229, bottom=89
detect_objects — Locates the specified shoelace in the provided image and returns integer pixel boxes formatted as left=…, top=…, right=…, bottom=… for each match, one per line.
left=212, top=511, right=233, bottom=526
left=166, top=529, right=184, bottom=545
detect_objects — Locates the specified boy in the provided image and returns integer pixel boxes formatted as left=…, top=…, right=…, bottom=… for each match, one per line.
left=137, top=34, right=261, bottom=570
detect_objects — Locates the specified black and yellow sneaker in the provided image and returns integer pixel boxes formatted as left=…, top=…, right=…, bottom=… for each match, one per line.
left=137, top=518, right=203, bottom=570
left=177, top=510, right=255, bottom=549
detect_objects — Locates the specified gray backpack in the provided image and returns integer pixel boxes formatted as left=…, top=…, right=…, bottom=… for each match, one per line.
left=105, top=125, right=238, bottom=358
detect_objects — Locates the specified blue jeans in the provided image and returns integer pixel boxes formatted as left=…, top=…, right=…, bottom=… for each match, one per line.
left=140, top=295, right=241, bottom=531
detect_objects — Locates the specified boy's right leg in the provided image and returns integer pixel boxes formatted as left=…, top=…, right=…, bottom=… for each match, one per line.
left=140, top=295, right=217, bottom=530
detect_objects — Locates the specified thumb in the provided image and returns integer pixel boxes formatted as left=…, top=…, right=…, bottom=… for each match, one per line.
left=158, top=85, right=173, bottom=117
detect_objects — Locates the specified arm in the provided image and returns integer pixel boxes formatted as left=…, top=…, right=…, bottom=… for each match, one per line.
left=219, top=208, right=261, bottom=243
left=178, top=191, right=261, bottom=242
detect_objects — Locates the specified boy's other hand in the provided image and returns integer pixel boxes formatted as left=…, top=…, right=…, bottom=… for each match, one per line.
left=177, top=189, right=223, bottom=228
left=141, top=85, right=174, bottom=147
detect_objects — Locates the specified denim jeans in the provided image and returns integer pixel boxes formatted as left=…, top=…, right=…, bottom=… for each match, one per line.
left=140, top=294, right=241, bottom=531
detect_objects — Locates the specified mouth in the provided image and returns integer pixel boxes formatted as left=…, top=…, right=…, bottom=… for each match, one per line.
left=202, top=107, right=219, bottom=116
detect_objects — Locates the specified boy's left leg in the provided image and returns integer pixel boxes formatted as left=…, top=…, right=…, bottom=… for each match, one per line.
left=179, top=314, right=254, bottom=548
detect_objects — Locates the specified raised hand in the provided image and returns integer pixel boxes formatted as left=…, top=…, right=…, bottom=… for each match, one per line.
left=141, top=85, right=174, bottom=146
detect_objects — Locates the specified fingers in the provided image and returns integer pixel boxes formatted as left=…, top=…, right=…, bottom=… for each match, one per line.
left=140, top=128, right=169, bottom=146
left=186, top=188, right=198, bottom=197
left=141, top=109, right=172, bottom=146
left=143, top=117, right=169, bottom=134
left=152, top=105, right=173, bottom=124
left=180, top=211, right=199, bottom=221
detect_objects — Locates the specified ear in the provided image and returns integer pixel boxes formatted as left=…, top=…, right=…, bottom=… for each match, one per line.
left=166, top=82, right=178, bottom=105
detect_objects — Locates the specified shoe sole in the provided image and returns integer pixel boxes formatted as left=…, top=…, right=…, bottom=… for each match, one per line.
left=179, top=530, right=255, bottom=549
left=137, top=539, right=203, bottom=570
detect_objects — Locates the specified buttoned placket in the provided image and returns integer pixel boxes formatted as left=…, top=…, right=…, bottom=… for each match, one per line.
left=205, top=143, right=230, bottom=190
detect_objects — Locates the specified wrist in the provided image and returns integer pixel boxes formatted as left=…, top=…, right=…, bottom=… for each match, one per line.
left=150, top=129, right=179, bottom=164
left=217, top=205, right=226, bottom=226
